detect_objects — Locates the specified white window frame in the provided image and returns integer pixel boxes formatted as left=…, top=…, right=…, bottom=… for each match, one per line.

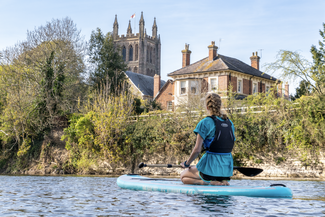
left=253, top=82, right=258, bottom=94
left=180, top=81, right=187, bottom=95
left=209, top=77, right=218, bottom=92
left=237, top=79, right=243, bottom=93
left=190, top=80, right=199, bottom=95
left=167, top=101, right=173, bottom=111
left=266, top=85, right=270, bottom=96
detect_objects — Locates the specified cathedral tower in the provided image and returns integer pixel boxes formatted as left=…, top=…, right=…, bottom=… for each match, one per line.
left=112, top=12, right=161, bottom=77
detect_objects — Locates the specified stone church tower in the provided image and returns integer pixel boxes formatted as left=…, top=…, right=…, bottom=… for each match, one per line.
left=112, top=12, right=161, bottom=77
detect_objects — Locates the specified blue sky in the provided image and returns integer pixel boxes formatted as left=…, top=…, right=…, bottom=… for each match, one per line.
left=1, top=0, right=324, bottom=94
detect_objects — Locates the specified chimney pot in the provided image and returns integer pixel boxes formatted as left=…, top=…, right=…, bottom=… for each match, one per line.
left=181, top=43, right=191, bottom=67
left=208, top=41, right=218, bottom=61
left=154, top=74, right=161, bottom=98
left=250, top=51, right=260, bottom=70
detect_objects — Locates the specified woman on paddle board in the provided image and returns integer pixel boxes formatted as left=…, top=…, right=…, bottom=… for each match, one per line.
left=180, top=93, right=235, bottom=186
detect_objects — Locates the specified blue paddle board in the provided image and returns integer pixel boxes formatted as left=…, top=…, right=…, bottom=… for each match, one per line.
left=117, top=174, right=292, bottom=198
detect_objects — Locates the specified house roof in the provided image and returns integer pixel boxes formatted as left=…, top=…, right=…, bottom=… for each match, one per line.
left=125, top=71, right=166, bottom=97
left=167, top=54, right=277, bottom=81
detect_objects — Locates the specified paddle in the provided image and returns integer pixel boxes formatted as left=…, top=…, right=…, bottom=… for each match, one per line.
left=138, top=162, right=263, bottom=177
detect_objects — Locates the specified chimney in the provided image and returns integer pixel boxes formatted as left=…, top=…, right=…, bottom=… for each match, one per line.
left=285, top=82, right=289, bottom=99
left=277, top=82, right=282, bottom=98
left=181, top=43, right=191, bottom=67
left=154, top=74, right=161, bottom=98
left=208, top=41, right=218, bottom=61
left=250, top=52, right=260, bottom=70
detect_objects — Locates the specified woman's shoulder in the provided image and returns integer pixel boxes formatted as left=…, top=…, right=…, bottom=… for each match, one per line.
left=197, top=116, right=215, bottom=127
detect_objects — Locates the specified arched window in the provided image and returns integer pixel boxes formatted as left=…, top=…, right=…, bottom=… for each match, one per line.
left=135, top=44, right=138, bottom=61
left=147, top=68, right=149, bottom=75
left=150, top=48, right=153, bottom=63
left=122, top=46, right=126, bottom=61
left=129, top=45, right=133, bottom=61
left=134, top=67, right=138, bottom=73
left=153, top=48, right=156, bottom=64
left=147, top=47, right=149, bottom=63
left=128, top=67, right=131, bottom=71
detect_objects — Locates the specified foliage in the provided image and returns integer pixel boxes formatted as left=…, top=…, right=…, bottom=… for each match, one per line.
left=62, top=79, right=134, bottom=171
left=0, top=17, right=86, bottom=160
left=227, top=90, right=325, bottom=165
left=265, top=23, right=325, bottom=96
left=291, top=80, right=312, bottom=100
left=88, top=28, right=127, bottom=91
left=310, top=23, right=325, bottom=94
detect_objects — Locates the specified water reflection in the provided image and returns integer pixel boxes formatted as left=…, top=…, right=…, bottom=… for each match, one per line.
left=0, top=175, right=324, bottom=216
left=192, top=195, right=234, bottom=214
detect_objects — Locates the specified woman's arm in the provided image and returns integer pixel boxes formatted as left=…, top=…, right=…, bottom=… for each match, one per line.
left=181, top=134, right=203, bottom=168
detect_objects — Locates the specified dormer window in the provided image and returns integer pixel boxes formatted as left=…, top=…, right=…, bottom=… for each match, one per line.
left=180, top=81, right=187, bottom=95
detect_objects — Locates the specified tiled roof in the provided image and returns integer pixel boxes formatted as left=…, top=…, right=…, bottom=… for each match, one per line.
left=125, top=71, right=166, bottom=97
left=167, top=54, right=277, bottom=81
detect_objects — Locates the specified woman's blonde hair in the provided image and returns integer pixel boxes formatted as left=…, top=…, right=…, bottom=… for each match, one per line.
left=205, top=93, right=227, bottom=119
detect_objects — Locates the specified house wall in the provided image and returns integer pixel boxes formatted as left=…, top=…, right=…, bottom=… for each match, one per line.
left=243, top=79, right=250, bottom=95
left=167, top=71, right=278, bottom=110
left=218, top=75, right=229, bottom=92
left=156, top=82, right=174, bottom=110
left=230, top=76, right=237, bottom=92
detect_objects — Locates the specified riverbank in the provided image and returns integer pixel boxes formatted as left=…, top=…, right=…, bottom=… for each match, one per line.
left=1, top=127, right=325, bottom=180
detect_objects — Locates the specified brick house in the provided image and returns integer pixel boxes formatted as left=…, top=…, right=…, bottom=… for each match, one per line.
left=154, top=41, right=289, bottom=110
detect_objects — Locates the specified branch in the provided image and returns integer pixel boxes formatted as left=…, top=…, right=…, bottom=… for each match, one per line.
left=0, top=130, right=8, bottom=136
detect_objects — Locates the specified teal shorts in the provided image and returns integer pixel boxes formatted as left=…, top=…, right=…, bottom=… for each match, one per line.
left=199, top=171, right=231, bottom=182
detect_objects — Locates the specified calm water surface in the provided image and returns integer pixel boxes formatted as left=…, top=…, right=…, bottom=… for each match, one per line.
left=0, top=175, right=324, bottom=216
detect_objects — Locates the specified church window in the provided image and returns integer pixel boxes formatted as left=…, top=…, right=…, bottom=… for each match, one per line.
left=147, top=68, right=149, bottom=75
left=122, top=46, right=126, bottom=61
left=150, top=48, right=152, bottom=63
left=135, top=44, right=138, bottom=61
left=129, top=45, right=133, bottom=61
left=147, top=47, right=149, bottom=62
left=134, top=67, right=138, bottom=73
left=153, top=48, right=156, bottom=64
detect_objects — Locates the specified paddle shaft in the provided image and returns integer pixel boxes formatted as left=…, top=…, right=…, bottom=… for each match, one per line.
left=138, top=163, right=263, bottom=177
left=144, top=164, right=183, bottom=168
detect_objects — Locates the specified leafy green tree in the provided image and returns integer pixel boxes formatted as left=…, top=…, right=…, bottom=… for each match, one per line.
left=88, top=28, right=127, bottom=92
left=291, top=80, right=312, bottom=100
left=0, top=17, right=86, bottom=156
left=310, top=23, right=325, bottom=94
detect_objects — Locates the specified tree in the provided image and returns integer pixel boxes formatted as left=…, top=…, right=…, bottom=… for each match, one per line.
left=88, top=28, right=127, bottom=93
left=310, top=23, right=325, bottom=94
left=292, top=80, right=312, bottom=100
left=265, top=23, right=325, bottom=96
left=0, top=17, right=87, bottom=155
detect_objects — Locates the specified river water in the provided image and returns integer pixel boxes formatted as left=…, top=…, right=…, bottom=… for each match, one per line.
left=0, top=175, right=324, bottom=216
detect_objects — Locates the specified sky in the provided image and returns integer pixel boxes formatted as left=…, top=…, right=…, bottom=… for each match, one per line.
left=1, top=0, right=324, bottom=95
